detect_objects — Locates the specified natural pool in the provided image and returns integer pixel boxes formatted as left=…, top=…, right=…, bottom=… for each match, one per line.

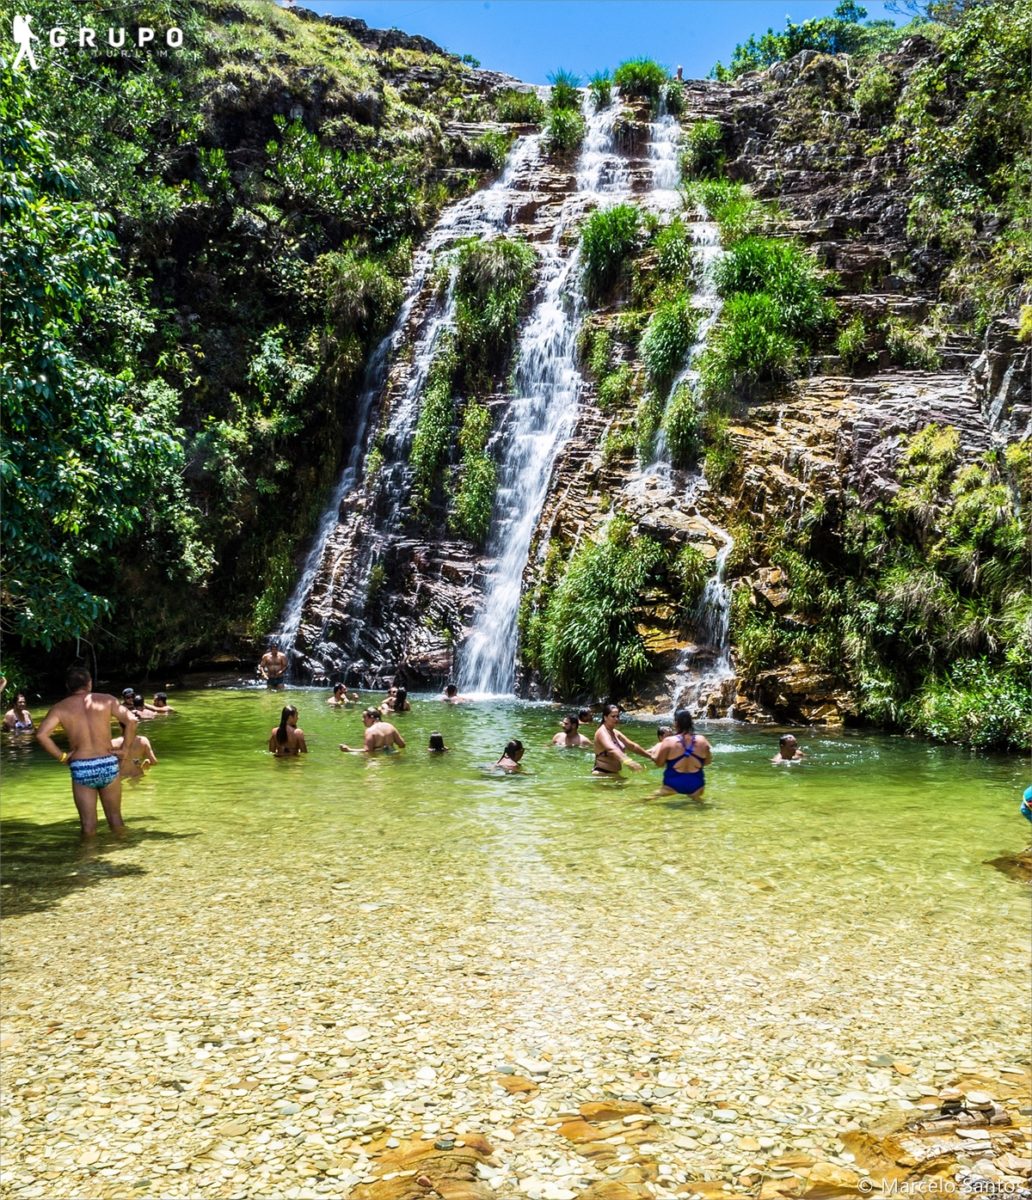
left=2, top=689, right=1029, bottom=1199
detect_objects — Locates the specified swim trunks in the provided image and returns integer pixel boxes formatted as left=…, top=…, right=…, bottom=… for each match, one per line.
left=69, top=755, right=120, bottom=790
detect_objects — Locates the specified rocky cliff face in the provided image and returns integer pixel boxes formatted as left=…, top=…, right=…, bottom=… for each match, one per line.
left=288, top=38, right=1027, bottom=724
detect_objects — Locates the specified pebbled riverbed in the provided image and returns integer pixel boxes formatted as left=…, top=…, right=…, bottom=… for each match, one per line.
left=2, top=690, right=1029, bottom=1199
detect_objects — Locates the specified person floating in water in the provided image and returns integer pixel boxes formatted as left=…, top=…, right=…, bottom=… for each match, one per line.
left=577, top=706, right=594, bottom=728
left=771, top=734, right=805, bottom=764
left=384, top=687, right=411, bottom=714
left=151, top=691, right=175, bottom=714
left=36, top=665, right=137, bottom=837
left=3, top=691, right=34, bottom=731
left=269, top=705, right=307, bottom=756
left=113, top=723, right=158, bottom=778
left=340, top=708, right=405, bottom=754
left=427, top=732, right=449, bottom=754
left=440, top=683, right=467, bottom=703
left=327, top=683, right=359, bottom=706
left=259, top=642, right=287, bottom=688
left=495, top=739, right=525, bottom=773
left=551, top=714, right=592, bottom=749
left=592, top=704, right=651, bottom=775
left=652, top=709, right=712, bottom=799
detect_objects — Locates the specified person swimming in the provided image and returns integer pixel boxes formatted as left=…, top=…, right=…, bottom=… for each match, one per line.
left=652, top=709, right=712, bottom=799
left=495, top=739, right=525, bottom=773
left=427, top=732, right=449, bottom=754
left=771, top=733, right=805, bottom=764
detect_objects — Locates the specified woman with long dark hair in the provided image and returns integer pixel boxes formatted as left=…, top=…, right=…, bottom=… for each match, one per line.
left=268, top=705, right=307, bottom=756
left=592, top=704, right=650, bottom=775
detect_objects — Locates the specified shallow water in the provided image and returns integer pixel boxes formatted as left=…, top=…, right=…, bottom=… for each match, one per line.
left=2, top=690, right=1029, bottom=1196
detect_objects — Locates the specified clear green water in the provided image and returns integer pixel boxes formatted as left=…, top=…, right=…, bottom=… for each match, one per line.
left=2, top=690, right=1030, bottom=1193
left=2, top=688, right=1029, bottom=894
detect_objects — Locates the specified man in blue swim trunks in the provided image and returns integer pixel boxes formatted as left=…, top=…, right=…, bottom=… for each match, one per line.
left=36, top=665, right=137, bottom=838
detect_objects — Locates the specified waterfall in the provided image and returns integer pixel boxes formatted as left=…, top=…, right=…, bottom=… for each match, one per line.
left=646, top=98, right=682, bottom=214
left=275, top=135, right=542, bottom=671
left=458, top=98, right=632, bottom=695
left=670, top=531, right=736, bottom=716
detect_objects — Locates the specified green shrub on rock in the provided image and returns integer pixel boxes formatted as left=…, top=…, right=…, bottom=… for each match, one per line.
left=451, top=401, right=497, bottom=544
left=409, top=339, right=458, bottom=509
left=540, top=516, right=663, bottom=696
left=700, top=293, right=801, bottom=395
left=588, top=71, right=613, bottom=110
left=547, top=69, right=582, bottom=111
left=613, top=58, right=669, bottom=104
left=544, top=106, right=587, bottom=157
left=453, top=235, right=537, bottom=385
left=581, top=204, right=642, bottom=302
left=494, top=89, right=545, bottom=123
left=663, top=382, right=703, bottom=467
left=640, top=296, right=699, bottom=389
left=714, top=237, right=833, bottom=338
left=680, top=120, right=724, bottom=180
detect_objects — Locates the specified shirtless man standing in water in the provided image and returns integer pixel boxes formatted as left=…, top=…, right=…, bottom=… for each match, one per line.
left=340, top=708, right=406, bottom=754
left=258, top=642, right=288, bottom=688
left=36, top=665, right=137, bottom=837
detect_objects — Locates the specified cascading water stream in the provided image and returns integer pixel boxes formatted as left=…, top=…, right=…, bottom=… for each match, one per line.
left=458, top=99, right=632, bottom=695
left=275, top=135, right=542, bottom=668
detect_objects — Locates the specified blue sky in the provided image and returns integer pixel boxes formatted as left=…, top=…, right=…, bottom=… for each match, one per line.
left=305, top=1, right=901, bottom=84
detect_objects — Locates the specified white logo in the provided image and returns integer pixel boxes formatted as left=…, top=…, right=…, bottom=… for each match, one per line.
left=12, top=14, right=40, bottom=70
left=10, top=12, right=185, bottom=69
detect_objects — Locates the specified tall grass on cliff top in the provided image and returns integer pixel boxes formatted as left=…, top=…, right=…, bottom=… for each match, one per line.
left=544, top=69, right=586, bottom=156
left=613, top=59, right=669, bottom=103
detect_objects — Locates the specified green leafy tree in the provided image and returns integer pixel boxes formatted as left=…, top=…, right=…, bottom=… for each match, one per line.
left=0, top=66, right=206, bottom=650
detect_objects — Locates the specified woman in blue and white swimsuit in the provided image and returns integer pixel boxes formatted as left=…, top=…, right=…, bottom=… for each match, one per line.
left=651, top=708, right=712, bottom=800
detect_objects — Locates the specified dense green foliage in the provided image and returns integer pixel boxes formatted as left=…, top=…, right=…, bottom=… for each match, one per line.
left=409, top=341, right=458, bottom=510
left=731, top=430, right=1032, bottom=750
left=712, top=1, right=899, bottom=80
left=451, top=401, right=497, bottom=544
left=680, top=120, right=725, bottom=181
left=493, top=89, right=546, bottom=124
left=453, top=236, right=537, bottom=389
left=547, top=69, right=581, bottom=112
left=686, top=180, right=767, bottom=244
left=0, top=0, right=501, bottom=674
left=0, top=63, right=209, bottom=651
left=544, top=107, right=587, bottom=157
left=662, top=383, right=703, bottom=467
left=580, top=205, right=641, bottom=302
left=639, top=297, right=699, bottom=389
left=882, top=1, right=1032, bottom=331
left=538, top=517, right=663, bottom=697
left=700, top=236, right=834, bottom=398
left=588, top=71, right=613, bottom=111
left=612, top=59, right=669, bottom=104
left=543, top=68, right=585, bottom=157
